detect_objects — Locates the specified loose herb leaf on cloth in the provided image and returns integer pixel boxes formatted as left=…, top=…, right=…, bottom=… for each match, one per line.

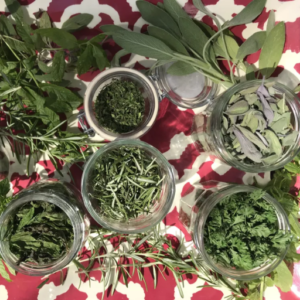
left=95, top=79, right=145, bottom=133
left=204, top=189, right=291, bottom=270
left=5, top=201, right=74, bottom=264
left=91, top=146, right=163, bottom=221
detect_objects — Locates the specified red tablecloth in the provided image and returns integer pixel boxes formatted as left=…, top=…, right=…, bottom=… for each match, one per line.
left=1, top=0, right=300, bottom=299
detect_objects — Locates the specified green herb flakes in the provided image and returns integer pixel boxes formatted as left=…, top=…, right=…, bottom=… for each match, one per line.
left=91, top=146, right=163, bottom=221
left=222, top=82, right=298, bottom=165
left=204, top=189, right=291, bottom=270
left=5, top=201, right=74, bottom=265
left=95, top=80, right=145, bottom=134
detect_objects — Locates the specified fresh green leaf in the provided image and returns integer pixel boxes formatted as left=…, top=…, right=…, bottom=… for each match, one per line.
left=266, top=10, right=275, bottom=35
left=226, top=0, right=267, bottom=27
left=273, top=261, right=293, bottom=292
left=90, top=34, right=106, bottom=44
left=91, top=43, right=109, bottom=71
left=215, top=34, right=239, bottom=61
left=0, top=15, right=16, bottom=36
left=37, top=278, right=49, bottom=289
left=148, top=26, right=188, bottom=55
left=35, top=28, right=78, bottom=49
left=193, top=0, right=220, bottom=29
left=0, top=260, right=12, bottom=282
left=38, top=61, right=52, bottom=73
left=100, top=24, right=129, bottom=36
left=113, top=31, right=174, bottom=60
left=50, top=50, right=65, bottom=82
left=5, top=0, right=23, bottom=23
left=164, top=0, right=189, bottom=23
left=77, top=44, right=94, bottom=75
left=62, top=14, right=93, bottom=32
left=259, top=22, right=285, bottom=78
left=167, top=61, right=196, bottom=76
left=0, top=177, right=10, bottom=197
left=136, top=0, right=181, bottom=37
left=236, top=31, right=266, bottom=60
left=246, top=64, right=256, bottom=80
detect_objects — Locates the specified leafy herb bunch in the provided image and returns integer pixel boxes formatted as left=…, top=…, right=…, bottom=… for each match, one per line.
left=101, top=0, right=285, bottom=88
left=0, top=0, right=108, bottom=173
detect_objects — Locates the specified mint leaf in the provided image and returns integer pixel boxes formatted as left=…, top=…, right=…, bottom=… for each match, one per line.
left=77, top=44, right=93, bottom=75
left=0, top=177, right=10, bottom=197
left=62, top=14, right=93, bottom=32
left=91, top=43, right=109, bottom=71
left=50, top=51, right=65, bottom=82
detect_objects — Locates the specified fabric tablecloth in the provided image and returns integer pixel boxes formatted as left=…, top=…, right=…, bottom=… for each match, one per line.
left=1, top=0, right=300, bottom=299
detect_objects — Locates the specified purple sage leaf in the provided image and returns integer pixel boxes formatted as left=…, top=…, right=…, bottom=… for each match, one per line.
left=233, top=127, right=262, bottom=163
left=257, top=91, right=274, bottom=124
left=257, top=80, right=270, bottom=98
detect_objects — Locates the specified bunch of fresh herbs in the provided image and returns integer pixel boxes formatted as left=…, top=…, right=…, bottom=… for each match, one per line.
left=0, top=0, right=108, bottom=174
left=222, top=81, right=298, bottom=165
left=95, top=80, right=145, bottom=133
left=204, top=189, right=292, bottom=270
left=101, top=0, right=285, bottom=88
left=91, top=145, right=163, bottom=221
left=4, top=201, right=74, bottom=265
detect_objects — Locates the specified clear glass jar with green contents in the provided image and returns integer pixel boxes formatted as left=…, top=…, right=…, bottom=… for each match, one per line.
left=191, top=80, right=300, bottom=173
left=179, top=182, right=291, bottom=280
left=0, top=179, right=90, bottom=276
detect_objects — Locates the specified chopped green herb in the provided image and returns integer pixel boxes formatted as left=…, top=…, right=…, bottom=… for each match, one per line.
left=91, top=146, right=162, bottom=221
left=204, top=189, right=291, bottom=270
left=95, top=79, right=145, bottom=134
left=5, top=201, right=74, bottom=265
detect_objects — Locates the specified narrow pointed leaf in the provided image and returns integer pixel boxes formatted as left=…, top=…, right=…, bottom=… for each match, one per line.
left=62, top=14, right=93, bottom=32
left=266, top=10, right=275, bottom=35
left=164, top=0, right=189, bottom=22
left=167, top=61, right=196, bottom=76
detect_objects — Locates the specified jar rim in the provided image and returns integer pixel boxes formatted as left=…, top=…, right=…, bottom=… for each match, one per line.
left=0, top=191, right=84, bottom=276
left=81, top=139, right=175, bottom=234
left=193, top=184, right=291, bottom=280
left=210, top=79, right=300, bottom=172
left=83, top=67, right=159, bottom=141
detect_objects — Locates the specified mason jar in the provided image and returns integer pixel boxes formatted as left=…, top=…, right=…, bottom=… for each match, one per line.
left=179, top=182, right=291, bottom=280
left=0, top=179, right=90, bottom=276
left=81, top=139, right=175, bottom=234
left=79, top=66, right=218, bottom=140
left=191, top=80, right=300, bottom=173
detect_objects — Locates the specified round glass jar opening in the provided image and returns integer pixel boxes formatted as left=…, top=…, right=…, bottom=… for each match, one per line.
left=81, top=139, right=175, bottom=234
left=207, top=80, right=300, bottom=172
left=84, top=67, right=159, bottom=141
left=0, top=180, right=90, bottom=276
left=193, top=185, right=290, bottom=280
left=155, top=63, right=219, bottom=109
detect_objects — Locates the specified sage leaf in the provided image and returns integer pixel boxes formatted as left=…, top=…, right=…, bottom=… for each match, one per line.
left=113, top=31, right=174, bottom=60
left=229, top=93, right=241, bottom=104
left=77, top=44, right=93, bottom=75
left=237, top=125, right=269, bottom=151
left=240, top=86, right=261, bottom=95
left=193, top=0, right=220, bottom=29
left=259, top=22, right=285, bottom=78
left=100, top=24, right=128, bottom=36
left=229, top=115, right=237, bottom=126
left=257, top=82, right=271, bottom=98
left=257, top=92, right=274, bottom=124
left=35, top=28, right=78, bottom=49
left=90, top=34, right=106, bottom=44
left=262, top=154, right=280, bottom=165
left=164, top=0, right=189, bottom=22
left=226, top=0, right=267, bottom=27
left=148, top=26, right=188, bottom=55
left=246, top=64, right=256, bottom=80
left=277, top=96, right=286, bottom=114
left=39, top=12, right=51, bottom=29
left=241, top=110, right=258, bottom=132
left=266, top=10, right=275, bottom=35
left=136, top=1, right=181, bottom=37
left=167, top=61, right=196, bottom=76
left=215, top=34, right=239, bottom=61
left=226, top=100, right=249, bottom=115
left=282, top=131, right=298, bottom=146
left=233, top=128, right=262, bottom=163
left=270, top=112, right=290, bottom=133
left=236, top=31, right=266, bottom=60
left=178, top=17, right=209, bottom=57
left=256, top=131, right=269, bottom=147
left=223, top=116, right=229, bottom=130
left=62, top=14, right=93, bottom=32
left=264, top=129, right=282, bottom=156
left=244, top=94, right=258, bottom=105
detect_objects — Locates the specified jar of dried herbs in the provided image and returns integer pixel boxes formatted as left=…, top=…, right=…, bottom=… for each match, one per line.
left=81, top=139, right=175, bottom=233
left=191, top=80, right=300, bottom=173
left=0, top=179, right=90, bottom=276
left=179, top=182, right=291, bottom=280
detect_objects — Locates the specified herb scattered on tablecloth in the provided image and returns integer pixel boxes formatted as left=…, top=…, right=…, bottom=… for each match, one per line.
left=101, top=0, right=285, bottom=88
left=91, top=145, right=163, bottom=221
left=95, top=80, right=145, bottom=133
left=4, top=201, right=74, bottom=265
left=0, top=0, right=107, bottom=174
left=204, top=189, right=292, bottom=270
left=221, top=81, right=298, bottom=165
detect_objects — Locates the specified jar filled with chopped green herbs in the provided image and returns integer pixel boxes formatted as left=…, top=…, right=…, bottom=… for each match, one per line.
left=191, top=184, right=291, bottom=280
left=84, top=68, right=159, bottom=141
left=81, top=140, right=175, bottom=234
left=191, top=80, right=300, bottom=173
left=0, top=180, right=90, bottom=276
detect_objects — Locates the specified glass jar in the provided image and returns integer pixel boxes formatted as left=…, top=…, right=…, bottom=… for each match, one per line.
left=81, top=139, right=175, bottom=234
left=191, top=80, right=300, bottom=173
left=0, top=179, right=90, bottom=276
left=79, top=66, right=219, bottom=140
left=179, top=182, right=291, bottom=280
